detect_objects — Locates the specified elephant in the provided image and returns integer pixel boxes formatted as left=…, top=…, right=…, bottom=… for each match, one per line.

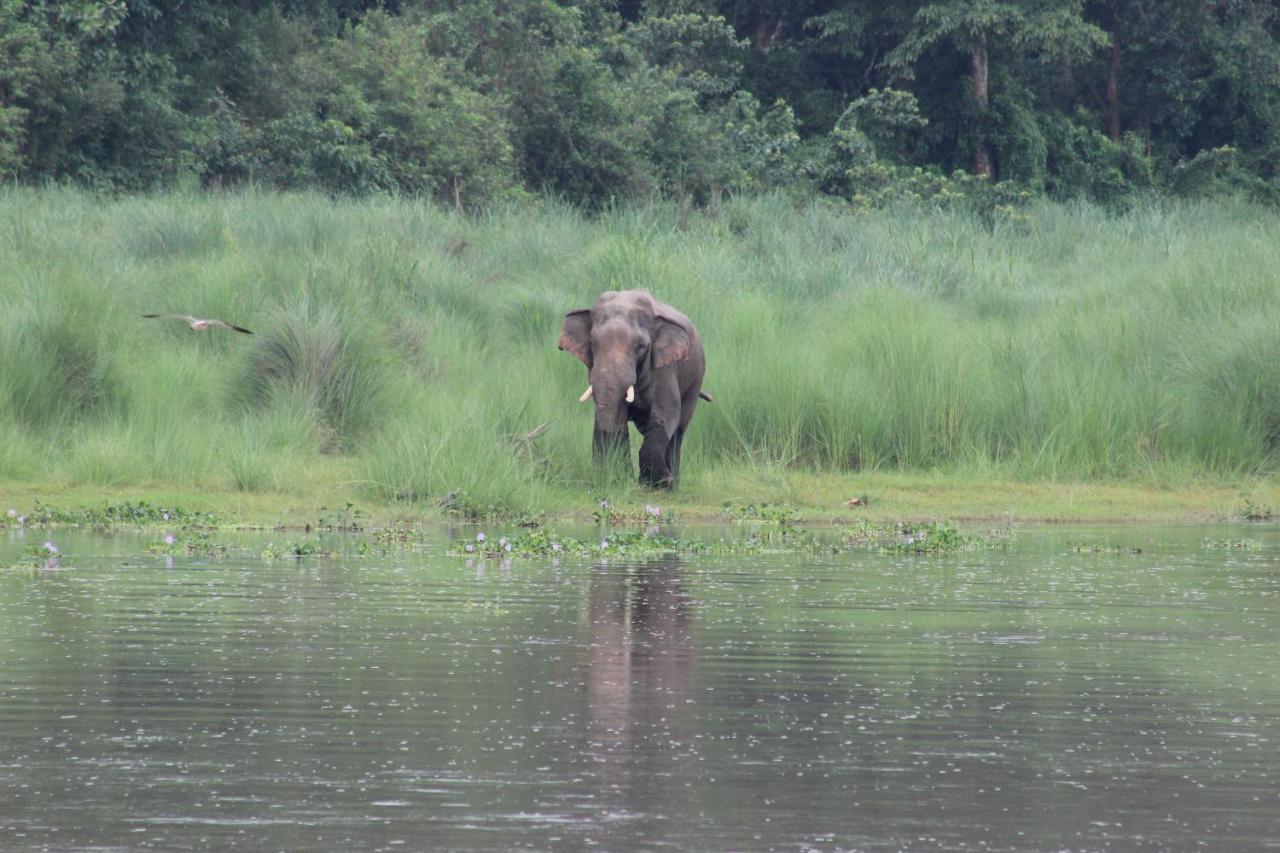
left=558, top=289, right=707, bottom=488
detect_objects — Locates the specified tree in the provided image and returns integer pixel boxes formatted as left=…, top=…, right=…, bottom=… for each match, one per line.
left=888, top=0, right=1106, bottom=178
left=1084, top=0, right=1280, bottom=187
left=0, top=0, right=126, bottom=179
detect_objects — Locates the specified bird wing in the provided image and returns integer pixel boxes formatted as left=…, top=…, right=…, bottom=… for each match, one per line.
left=210, top=319, right=253, bottom=334
left=141, top=313, right=197, bottom=323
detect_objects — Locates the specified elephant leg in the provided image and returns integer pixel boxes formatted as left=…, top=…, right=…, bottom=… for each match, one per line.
left=667, top=427, right=685, bottom=483
left=593, top=427, right=632, bottom=478
left=638, top=424, right=674, bottom=488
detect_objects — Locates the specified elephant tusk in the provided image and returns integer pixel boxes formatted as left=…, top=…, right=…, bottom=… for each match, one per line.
left=626, top=385, right=635, bottom=403
left=579, top=385, right=593, bottom=403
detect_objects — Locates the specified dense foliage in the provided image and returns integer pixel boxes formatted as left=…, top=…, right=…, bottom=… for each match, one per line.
left=2, top=0, right=1277, bottom=205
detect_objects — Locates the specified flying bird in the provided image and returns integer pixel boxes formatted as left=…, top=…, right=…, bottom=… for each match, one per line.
left=142, top=314, right=253, bottom=334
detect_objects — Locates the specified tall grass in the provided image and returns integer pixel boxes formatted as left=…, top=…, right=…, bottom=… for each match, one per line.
left=2, top=186, right=1279, bottom=508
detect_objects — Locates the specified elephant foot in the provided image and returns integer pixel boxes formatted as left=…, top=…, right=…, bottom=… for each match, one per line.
left=638, top=438, right=674, bottom=489
left=641, top=479, right=676, bottom=491
left=639, top=467, right=676, bottom=490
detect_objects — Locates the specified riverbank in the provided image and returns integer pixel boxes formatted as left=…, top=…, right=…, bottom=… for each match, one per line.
left=3, top=470, right=1276, bottom=530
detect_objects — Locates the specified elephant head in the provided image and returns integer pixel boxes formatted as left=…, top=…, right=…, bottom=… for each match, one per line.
left=558, top=290, right=691, bottom=431
left=557, top=290, right=694, bottom=474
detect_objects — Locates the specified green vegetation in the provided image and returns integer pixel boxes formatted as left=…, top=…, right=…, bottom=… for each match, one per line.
left=1068, top=541, right=1145, bottom=555
left=1237, top=497, right=1276, bottom=521
left=1201, top=538, right=1264, bottom=550
left=722, top=503, right=801, bottom=526
left=15, top=513, right=1274, bottom=574
left=4, top=188, right=1280, bottom=522
left=146, top=530, right=235, bottom=557
left=5, top=512, right=1012, bottom=569
left=448, top=518, right=1011, bottom=559
left=449, top=528, right=758, bottom=559
left=4, top=542, right=63, bottom=571
left=260, top=538, right=338, bottom=559
left=873, top=520, right=1011, bottom=554
left=2, top=499, right=219, bottom=528
left=1, top=2, right=1277, bottom=205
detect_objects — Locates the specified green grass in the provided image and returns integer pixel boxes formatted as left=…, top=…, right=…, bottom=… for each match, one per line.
left=3, top=186, right=1280, bottom=521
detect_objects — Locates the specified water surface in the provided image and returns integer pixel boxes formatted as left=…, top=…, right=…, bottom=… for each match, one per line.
left=2, top=525, right=1278, bottom=850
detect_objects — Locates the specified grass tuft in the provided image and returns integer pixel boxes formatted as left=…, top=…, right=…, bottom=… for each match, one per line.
left=239, top=296, right=389, bottom=450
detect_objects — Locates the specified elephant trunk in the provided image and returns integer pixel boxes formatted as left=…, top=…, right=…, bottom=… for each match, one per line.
left=588, top=364, right=635, bottom=436
left=591, top=368, right=633, bottom=476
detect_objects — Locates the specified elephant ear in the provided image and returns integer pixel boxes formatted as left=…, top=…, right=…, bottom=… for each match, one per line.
left=652, top=315, right=690, bottom=369
left=557, top=310, right=592, bottom=366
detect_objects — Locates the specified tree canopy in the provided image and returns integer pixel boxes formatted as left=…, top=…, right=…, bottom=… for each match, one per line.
left=1, top=0, right=1276, bottom=206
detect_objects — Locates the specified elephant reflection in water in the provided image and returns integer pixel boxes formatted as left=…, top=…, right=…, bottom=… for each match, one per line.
left=583, top=558, right=697, bottom=809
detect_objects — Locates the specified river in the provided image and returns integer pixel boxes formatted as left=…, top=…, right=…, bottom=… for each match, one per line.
left=2, top=524, right=1277, bottom=850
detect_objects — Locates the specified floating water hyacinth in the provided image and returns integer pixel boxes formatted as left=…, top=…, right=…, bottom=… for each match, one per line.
left=476, top=532, right=486, bottom=543
left=443, top=528, right=811, bottom=560
left=164, top=534, right=176, bottom=545
left=644, top=505, right=662, bottom=517
left=6, top=508, right=15, bottom=518
left=442, top=520, right=1005, bottom=560
left=40, top=542, right=61, bottom=570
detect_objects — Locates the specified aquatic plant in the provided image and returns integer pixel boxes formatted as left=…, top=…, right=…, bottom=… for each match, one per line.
left=4, top=542, right=63, bottom=571
left=146, top=531, right=237, bottom=557
left=832, top=519, right=1013, bottom=554
left=261, top=538, right=336, bottom=559
left=878, top=521, right=1013, bottom=554
left=9, top=500, right=219, bottom=528
left=722, top=503, right=800, bottom=526
left=370, top=526, right=426, bottom=545
left=448, top=518, right=1010, bottom=560
left=317, top=502, right=364, bottom=532
left=450, top=528, right=760, bottom=559
left=1068, top=542, right=1145, bottom=555
left=1201, top=538, right=1265, bottom=550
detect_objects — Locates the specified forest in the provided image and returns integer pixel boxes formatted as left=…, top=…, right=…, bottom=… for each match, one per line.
left=3, top=0, right=1278, bottom=208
